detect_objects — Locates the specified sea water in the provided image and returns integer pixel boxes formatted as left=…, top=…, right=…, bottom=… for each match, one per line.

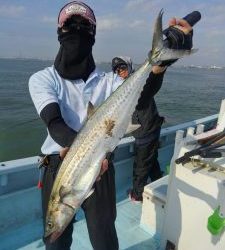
left=0, top=58, right=224, bottom=161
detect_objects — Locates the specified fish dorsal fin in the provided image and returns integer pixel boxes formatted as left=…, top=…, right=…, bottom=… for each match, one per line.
left=125, top=123, right=141, bottom=136
left=87, top=102, right=95, bottom=118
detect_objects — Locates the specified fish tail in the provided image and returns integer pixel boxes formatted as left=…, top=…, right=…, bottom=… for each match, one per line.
left=149, top=9, right=197, bottom=64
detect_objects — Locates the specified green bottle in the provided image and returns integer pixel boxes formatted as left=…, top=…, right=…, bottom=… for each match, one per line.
left=207, top=206, right=225, bottom=235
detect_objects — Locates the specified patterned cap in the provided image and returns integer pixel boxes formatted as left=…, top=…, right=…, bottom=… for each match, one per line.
left=58, top=1, right=96, bottom=28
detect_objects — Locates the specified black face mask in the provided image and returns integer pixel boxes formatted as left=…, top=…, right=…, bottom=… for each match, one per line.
left=54, top=29, right=96, bottom=81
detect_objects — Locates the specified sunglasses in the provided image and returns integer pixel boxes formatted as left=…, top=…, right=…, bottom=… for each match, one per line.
left=115, top=65, right=128, bottom=73
left=63, top=17, right=95, bottom=35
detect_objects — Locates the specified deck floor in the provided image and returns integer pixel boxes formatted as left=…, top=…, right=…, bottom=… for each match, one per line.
left=1, top=198, right=159, bottom=250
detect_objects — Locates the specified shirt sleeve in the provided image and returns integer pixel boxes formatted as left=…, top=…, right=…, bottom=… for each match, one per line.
left=28, top=69, right=59, bottom=115
left=28, top=69, right=77, bottom=148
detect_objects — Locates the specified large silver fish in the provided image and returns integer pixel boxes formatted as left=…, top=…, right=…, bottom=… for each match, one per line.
left=45, top=10, right=196, bottom=242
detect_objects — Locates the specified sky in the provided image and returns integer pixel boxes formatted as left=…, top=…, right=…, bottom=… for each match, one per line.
left=0, top=0, right=224, bottom=66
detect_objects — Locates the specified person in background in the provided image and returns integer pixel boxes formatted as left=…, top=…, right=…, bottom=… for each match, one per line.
left=112, top=16, right=194, bottom=202
left=29, top=0, right=194, bottom=249
left=112, top=56, right=164, bottom=203
left=111, top=56, right=134, bottom=80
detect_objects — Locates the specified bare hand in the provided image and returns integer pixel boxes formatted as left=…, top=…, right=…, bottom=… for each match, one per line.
left=152, top=65, right=167, bottom=74
left=169, top=18, right=192, bottom=34
left=96, top=159, right=109, bottom=181
left=59, top=147, right=70, bottom=159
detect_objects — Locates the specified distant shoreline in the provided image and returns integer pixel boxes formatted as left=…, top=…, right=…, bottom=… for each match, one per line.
left=0, top=57, right=224, bottom=69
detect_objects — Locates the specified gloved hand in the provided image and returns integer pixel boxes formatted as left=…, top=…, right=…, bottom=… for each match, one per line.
left=159, top=20, right=193, bottom=67
left=159, top=11, right=201, bottom=67
left=164, top=25, right=193, bottom=50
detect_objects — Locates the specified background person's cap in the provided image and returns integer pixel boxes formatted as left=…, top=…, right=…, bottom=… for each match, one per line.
left=58, top=1, right=96, bottom=28
left=112, top=56, right=133, bottom=74
left=112, top=57, right=127, bottom=72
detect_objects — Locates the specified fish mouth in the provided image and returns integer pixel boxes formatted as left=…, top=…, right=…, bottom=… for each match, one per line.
left=44, top=231, right=63, bottom=243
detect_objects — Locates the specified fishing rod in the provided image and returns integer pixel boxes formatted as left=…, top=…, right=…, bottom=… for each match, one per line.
left=186, top=130, right=225, bottom=146
left=175, top=130, right=225, bottom=165
left=199, top=148, right=225, bottom=159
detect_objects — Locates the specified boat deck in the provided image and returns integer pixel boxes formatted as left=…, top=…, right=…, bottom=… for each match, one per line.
left=0, top=115, right=218, bottom=250
left=14, top=199, right=158, bottom=250
left=1, top=197, right=158, bottom=250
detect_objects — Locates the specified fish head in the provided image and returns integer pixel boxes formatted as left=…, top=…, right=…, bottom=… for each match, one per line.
left=44, top=203, right=75, bottom=243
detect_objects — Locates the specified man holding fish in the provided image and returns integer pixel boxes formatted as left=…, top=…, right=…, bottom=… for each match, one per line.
left=29, top=1, right=199, bottom=249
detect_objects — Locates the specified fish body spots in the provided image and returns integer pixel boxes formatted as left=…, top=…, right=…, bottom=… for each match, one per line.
left=104, top=119, right=115, bottom=137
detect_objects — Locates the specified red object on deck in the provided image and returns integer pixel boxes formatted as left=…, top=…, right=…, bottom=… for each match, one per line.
left=37, top=180, right=43, bottom=189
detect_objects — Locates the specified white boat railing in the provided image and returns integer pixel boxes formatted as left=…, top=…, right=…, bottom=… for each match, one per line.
left=0, top=114, right=218, bottom=195
left=0, top=114, right=219, bottom=249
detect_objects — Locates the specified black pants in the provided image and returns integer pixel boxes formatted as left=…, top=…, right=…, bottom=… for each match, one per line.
left=132, top=128, right=162, bottom=199
left=41, top=155, right=118, bottom=250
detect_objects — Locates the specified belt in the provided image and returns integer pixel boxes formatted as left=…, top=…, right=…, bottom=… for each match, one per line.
left=38, top=154, right=61, bottom=168
left=37, top=154, right=61, bottom=189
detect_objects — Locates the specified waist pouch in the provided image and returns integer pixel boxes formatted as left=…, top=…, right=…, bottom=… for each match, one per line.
left=38, top=154, right=62, bottom=171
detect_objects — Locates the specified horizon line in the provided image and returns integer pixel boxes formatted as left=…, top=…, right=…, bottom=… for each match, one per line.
left=0, top=57, right=224, bottom=68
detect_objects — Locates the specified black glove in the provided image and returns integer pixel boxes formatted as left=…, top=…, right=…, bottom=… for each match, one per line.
left=159, top=11, right=201, bottom=67
left=159, top=27, right=193, bottom=67
left=163, top=26, right=193, bottom=50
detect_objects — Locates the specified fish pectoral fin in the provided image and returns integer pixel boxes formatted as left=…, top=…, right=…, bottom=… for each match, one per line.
left=62, top=195, right=79, bottom=209
left=59, top=186, right=95, bottom=209
left=59, top=185, right=71, bottom=199
left=87, top=101, right=96, bottom=118
left=125, top=123, right=141, bottom=135
left=59, top=187, right=82, bottom=209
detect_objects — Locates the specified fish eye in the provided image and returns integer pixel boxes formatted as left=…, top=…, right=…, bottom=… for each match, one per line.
left=47, top=221, right=54, bottom=229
